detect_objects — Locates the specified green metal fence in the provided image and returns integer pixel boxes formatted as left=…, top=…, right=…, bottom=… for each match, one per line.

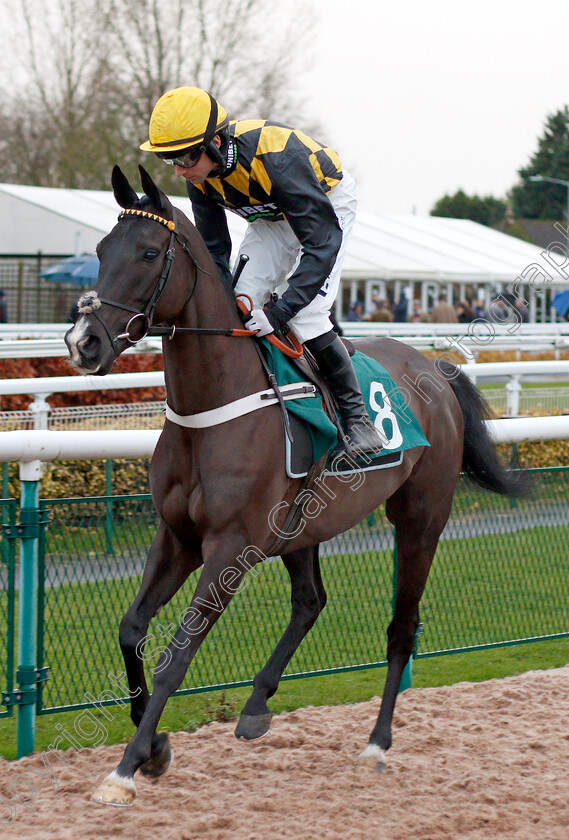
left=33, top=468, right=569, bottom=708
left=2, top=468, right=569, bottom=752
left=0, top=253, right=78, bottom=322
left=0, top=498, right=16, bottom=719
left=417, top=468, right=569, bottom=656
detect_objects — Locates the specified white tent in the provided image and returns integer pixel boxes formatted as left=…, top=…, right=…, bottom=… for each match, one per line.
left=349, top=210, right=550, bottom=283
left=343, top=210, right=561, bottom=320
left=0, top=182, right=245, bottom=256
left=0, top=181, right=558, bottom=319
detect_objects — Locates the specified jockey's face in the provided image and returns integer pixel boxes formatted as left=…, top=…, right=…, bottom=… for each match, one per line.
left=175, top=135, right=222, bottom=185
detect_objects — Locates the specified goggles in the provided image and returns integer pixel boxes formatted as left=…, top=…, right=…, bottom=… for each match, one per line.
left=157, top=147, right=203, bottom=168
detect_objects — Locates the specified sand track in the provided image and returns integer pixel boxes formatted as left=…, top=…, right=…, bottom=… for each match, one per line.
left=2, top=666, right=569, bottom=839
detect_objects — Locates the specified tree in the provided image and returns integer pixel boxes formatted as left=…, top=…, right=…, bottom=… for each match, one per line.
left=0, top=0, right=315, bottom=191
left=430, top=189, right=506, bottom=227
left=510, top=107, right=569, bottom=220
left=0, top=0, right=113, bottom=188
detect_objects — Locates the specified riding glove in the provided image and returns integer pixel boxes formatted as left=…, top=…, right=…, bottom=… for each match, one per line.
left=245, top=308, right=276, bottom=336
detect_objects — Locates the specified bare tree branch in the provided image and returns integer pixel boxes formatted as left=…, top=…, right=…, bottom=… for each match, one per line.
left=0, top=0, right=318, bottom=189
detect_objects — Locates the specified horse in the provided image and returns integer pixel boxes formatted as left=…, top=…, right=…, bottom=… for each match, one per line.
left=65, top=165, right=529, bottom=807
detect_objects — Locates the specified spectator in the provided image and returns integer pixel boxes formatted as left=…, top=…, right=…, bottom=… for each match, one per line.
left=346, top=300, right=364, bottom=321
left=393, top=292, right=408, bottom=322
left=430, top=293, right=458, bottom=323
left=0, top=289, right=8, bottom=323
left=487, top=295, right=519, bottom=325
left=473, top=298, right=486, bottom=319
left=369, top=300, right=393, bottom=322
left=410, top=301, right=431, bottom=323
left=456, top=301, right=475, bottom=323
left=515, top=298, right=529, bottom=323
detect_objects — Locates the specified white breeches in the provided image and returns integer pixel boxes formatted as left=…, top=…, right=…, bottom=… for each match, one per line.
left=233, top=170, right=357, bottom=343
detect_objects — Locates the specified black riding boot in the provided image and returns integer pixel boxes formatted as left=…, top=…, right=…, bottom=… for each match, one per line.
left=305, top=330, right=383, bottom=458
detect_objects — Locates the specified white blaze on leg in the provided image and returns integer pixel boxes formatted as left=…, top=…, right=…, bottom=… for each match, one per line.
left=91, top=770, right=137, bottom=807
left=356, top=743, right=387, bottom=772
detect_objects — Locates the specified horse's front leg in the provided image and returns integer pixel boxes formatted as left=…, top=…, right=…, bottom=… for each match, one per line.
left=91, top=534, right=250, bottom=807
left=119, top=522, right=202, bottom=781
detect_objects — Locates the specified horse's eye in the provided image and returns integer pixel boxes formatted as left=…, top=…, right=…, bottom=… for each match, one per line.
left=143, top=249, right=159, bottom=262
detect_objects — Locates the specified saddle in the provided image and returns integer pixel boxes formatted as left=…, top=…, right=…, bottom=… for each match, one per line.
left=226, top=310, right=430, bottom=555
left=231, top=289, right=427, bottom=486
left=254, top=336, right=404, bottom=479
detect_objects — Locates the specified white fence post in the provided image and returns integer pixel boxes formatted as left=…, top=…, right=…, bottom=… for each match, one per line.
left=28, top=394, right=51, bottom=430
left=505, top=376, right=521, bottom=417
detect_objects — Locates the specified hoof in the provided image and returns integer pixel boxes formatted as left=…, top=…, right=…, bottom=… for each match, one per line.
left=356, top=744, right=387, bottom=774
left=235, top=712, right=273, bottom=740
left=91, top=771, right=137, bottom=806
left=139, top=733, right=173, bottom=778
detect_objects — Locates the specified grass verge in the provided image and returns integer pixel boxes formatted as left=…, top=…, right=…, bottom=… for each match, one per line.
left=0, top=636, right=567, bottom=761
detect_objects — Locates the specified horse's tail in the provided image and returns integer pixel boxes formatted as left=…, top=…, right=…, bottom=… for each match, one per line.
left=439, top=361, right=533, bottom=498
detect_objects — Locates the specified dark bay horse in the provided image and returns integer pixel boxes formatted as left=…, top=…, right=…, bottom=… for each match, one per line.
left=65, top=166, right=528, bottom=806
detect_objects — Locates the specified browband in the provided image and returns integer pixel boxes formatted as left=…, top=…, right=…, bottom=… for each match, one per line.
left=118, top=208, right=176, bottom=231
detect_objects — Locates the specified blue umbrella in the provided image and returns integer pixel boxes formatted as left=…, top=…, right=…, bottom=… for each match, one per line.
left=41, top=254, right=99, bottom=286
left=552, top=289, right=569, bottom=318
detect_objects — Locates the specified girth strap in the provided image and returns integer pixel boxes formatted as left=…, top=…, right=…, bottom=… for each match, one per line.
left=264, top=453, right=328, bottom=558
left=165, top=382, right=316, bottom=429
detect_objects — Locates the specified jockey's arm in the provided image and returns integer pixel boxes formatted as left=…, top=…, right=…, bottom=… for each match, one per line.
left=266, top=159, right=342, bottom=325
left=187, top=183, right=233, bottom=285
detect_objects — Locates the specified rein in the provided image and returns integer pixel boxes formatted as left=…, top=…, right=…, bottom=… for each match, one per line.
left=79, top=206, right=303, bottom=358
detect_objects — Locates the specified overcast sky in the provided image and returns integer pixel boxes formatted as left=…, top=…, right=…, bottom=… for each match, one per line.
left=302, top=0, right=569, bottom=215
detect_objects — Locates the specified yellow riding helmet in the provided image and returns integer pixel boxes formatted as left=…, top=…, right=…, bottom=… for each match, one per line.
left=140, top=87, right=229, bottom=153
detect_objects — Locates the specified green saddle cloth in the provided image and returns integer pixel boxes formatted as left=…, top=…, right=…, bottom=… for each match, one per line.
left=261, top=340, right=430, bottom=462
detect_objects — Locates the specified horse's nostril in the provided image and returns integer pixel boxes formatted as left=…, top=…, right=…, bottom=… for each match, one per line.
left=78, top=334, right=101, bottom=360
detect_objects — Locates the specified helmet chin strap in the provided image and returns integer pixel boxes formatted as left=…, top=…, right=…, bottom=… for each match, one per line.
left=200, top=93, right=226, bottom=169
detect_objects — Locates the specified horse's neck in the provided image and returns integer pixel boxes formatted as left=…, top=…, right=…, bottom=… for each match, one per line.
left=162, top=273, right=266, bottom=415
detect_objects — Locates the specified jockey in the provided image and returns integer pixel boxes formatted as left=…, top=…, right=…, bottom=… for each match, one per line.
left=140, top=86, right=382, bottom=457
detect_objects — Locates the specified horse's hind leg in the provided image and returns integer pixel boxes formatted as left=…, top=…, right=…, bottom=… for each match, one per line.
left=236, top=545, right=326, bottom=740
left=118, top=523, right=202, bottom=781
left=357, top=475, right=455, bottom=773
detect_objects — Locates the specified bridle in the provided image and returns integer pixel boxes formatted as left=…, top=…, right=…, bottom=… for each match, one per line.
left=78, top=205, right=303, bottom=358
left=113, top=207, right=188, bottom=342
left=78, top=206, right=207, bottom=347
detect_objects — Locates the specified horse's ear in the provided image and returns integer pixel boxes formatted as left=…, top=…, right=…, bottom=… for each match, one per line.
left=111, top=165, right=139, bottom=209
left=138, top=165, right=165, bottom=211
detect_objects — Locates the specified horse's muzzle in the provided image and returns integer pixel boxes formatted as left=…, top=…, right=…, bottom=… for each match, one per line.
left=65, top=320, right=110, bottom=375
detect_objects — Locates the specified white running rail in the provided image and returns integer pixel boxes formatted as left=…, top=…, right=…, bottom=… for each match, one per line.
left=1, top=415, right=569, bottom=464
left=3, top=321, right=569, bottom=359
left=2, top=361, right=569, bottom=431
left=1, top=362, right=568, bottom=400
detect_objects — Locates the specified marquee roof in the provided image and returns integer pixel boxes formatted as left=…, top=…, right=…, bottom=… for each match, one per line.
left=0, top=182, right=549, bottom=284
